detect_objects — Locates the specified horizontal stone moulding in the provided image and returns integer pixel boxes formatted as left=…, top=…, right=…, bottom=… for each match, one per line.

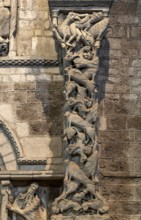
left=101, top=171, right=141, bottom=178
left=0, top=171, right=64, bottom=181
left=51, top=215, right=111, bottom=220
left=49, top=0, right=114, bottom=14
left=0, top=59, right=60, bottom=67
left=17, top=158, right=47, bottom=165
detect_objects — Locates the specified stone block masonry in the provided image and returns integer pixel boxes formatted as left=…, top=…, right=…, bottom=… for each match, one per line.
left=98, top=0, right=141, bottom=219
left=17, top=0, right=57, bottom=59
left=0, top=66, right=64, bottom=171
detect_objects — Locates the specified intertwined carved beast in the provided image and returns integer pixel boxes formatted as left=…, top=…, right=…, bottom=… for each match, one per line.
left=52, top=10, right=109, bottom=217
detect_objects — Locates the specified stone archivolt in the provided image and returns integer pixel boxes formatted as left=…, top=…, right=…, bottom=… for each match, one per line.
left=51, top=11, right=110, bottom=218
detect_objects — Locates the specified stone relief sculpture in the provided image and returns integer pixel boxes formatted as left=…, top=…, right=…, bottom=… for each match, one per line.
left=51, top=11, right=110, bottom=219
left=0, top=0, right=17, bottom=56
left=6, top=183, right=47, bottom=220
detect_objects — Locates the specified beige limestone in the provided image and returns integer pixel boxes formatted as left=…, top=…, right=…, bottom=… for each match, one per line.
left=99, top=116, right=107, bottom=131
left=0, top=104, right=14, bottom=123
left=75, top=216, right=111, bottom=220
left=16, top=122, right=29, bottom=138
left=32, top=37, right=57, bottom=59
left=21, top=136, right=62, bottom=157
left=0, top=7, right=10, bottom=36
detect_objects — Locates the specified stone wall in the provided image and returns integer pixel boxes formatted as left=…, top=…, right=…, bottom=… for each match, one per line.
left=0, top=66, right=64, bottom=171
left=0, top=0, right=64, bottom=173
left=99, top=0, right=141, bottom=219
left=17, top=0, right=57, bottom=59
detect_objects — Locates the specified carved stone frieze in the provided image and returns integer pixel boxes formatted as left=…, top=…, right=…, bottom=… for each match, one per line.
left=50, top=10, right=110, bottom=219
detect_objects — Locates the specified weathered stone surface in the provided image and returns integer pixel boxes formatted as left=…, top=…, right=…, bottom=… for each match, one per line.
left=127, top=116, right=141, bottom=130
left=50, top=9, right=110, bottom=218
left=135, top=185, right=141, bottom=201
left=0, top=104, right=14, bottom=123
left=32, top=37, right=57, bottom=59
left=20, top=136, right=62, bottom=158
left=52, top=216, right=73, bottom=220
left=107, top=116, right=126, bottom=130
left=75, top=216, right=110, bottom=220
left=110, top=184, right=134, bottom=200
left=99, top=116, right=107, bottom=131
left=16, top=122, right=29, bottom=138
left=100, top=158, right=134, bottom=174
left=7, top=183, right=47, bottom=219
left=109, top=201, right=141, bottom=215
left=16, top=103, right=44, bottom=121
left=52, top=216, right=110, bottom=220
left=0, top=1, right=140, bottom=220
left=0, top=8, right=10, bottom=36
left=4, top=0, right=11, bottom=7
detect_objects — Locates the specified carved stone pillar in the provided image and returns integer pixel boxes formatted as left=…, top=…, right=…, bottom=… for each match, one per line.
left=49, top=1, right=114, bottom=219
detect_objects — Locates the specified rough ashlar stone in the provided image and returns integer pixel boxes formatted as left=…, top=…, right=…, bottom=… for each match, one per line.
left=17, top=39, right=32, bottom=56
left=20, top=136, right=62, bottom=158
left=32, top=0, right=49, bottom=11
left=0, top=139, right=13, bottom=156
left=32, top=37, right=57, bottom=59
left=27, top=75, right=36, bottom=82
left=75, top=216, right=111, bottom=220
left=0, top=104, right=14, bottom=123
left=52, top=216, right=111, bottom=220
left=19, top=0, right=33, bottom=10
left=3, top=152, right=16, bottom=163
left=16, top=122, right=29, bottom=138
left=4, top=0, right=11, bottom=7
left=19, top=10, right=37, bottom=20
left=0, top=0, right=4, bottom=7
left=52, top=216, right=73, bottom=220
left=99, top=116, right=107, bottom=131
left=51, top=215, right=74, bottom=220
left=127, top=116, right=141, bottom=130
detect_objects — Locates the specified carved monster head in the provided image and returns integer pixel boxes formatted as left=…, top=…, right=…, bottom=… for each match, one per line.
left=67, top=12, right=81, bottom=22
left=0, top=43, right=8, bottom=56
left=82, top=47, right=94, bottom=60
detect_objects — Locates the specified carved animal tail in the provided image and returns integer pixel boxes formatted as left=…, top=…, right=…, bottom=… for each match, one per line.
left=52, top=26, right=64, bottom=44
left=86, top=81, right=95, bottom=97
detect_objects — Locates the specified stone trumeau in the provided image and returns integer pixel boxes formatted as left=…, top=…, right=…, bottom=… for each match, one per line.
left=49, top=0, right=114, bottom=219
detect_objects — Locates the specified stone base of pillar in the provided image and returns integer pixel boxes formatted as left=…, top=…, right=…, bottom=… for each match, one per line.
left=51, top=215, right=111, bottom=220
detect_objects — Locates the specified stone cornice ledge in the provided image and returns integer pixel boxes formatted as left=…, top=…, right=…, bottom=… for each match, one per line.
left=0, top=58, right=59, bottom=67
left=49, top=0, right=114, bottom=14
left=0, top=171, right=64, bottom=180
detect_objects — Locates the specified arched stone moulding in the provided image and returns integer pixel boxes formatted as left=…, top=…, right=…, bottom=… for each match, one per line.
left=0, top=117, right=51, bottom=169
left=49, top=0, right=114, bottom=219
